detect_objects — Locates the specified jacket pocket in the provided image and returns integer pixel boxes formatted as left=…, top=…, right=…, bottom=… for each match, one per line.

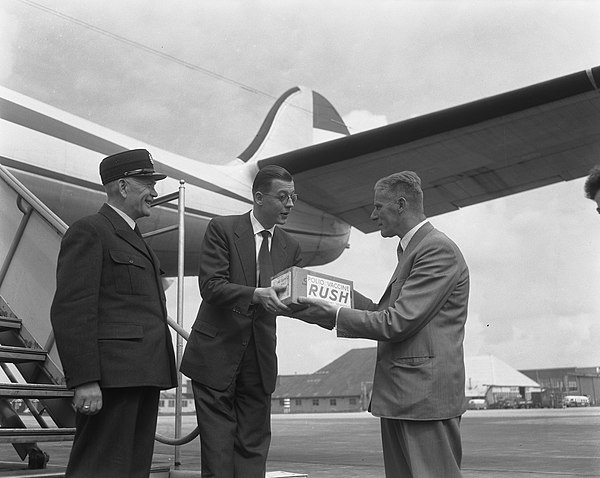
left=393, top=355, right=433, bottom=367
left=191, top=321, right=218, bottom=338
left=109, top=249, right=150, bottom=295
left=98, top=322, right=143, bottom=340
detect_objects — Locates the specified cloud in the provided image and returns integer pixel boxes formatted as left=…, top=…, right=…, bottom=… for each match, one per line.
left=5, top=0, right=600, bottom=376
left=0, top=7, right=18, bottom=81
left=432, top=178, right=600, bottom=369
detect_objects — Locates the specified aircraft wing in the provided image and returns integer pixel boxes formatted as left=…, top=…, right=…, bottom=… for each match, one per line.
left=260, top=66, right=600, bottom=233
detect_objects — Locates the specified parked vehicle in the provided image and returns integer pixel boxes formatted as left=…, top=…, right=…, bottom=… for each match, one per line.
left=514, top=397, right=533, bottom=409
left=467, top=398, right=487, bottom=410
left=488, top=399, right=514, bottom=409
left=563, top=395, right=590, bottom=407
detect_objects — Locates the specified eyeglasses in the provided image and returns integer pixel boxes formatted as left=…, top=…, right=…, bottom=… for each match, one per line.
left=262, top=192, right=298, bottom=204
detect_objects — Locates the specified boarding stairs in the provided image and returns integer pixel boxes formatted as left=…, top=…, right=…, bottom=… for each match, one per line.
left=0, top=164, right=78, bottom=474
left=0, top=164, right=183, bottom=476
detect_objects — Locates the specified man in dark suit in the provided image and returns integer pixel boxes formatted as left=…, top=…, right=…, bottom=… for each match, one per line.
left=180, top=165, right=302, bottom=478
left=50, top=149, right=177, bottom=478
left=584, top=165, right=600, bottom=213
left=291, top=171, right=469, bottom=478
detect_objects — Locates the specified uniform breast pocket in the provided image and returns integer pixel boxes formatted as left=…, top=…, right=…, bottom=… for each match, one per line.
left=109, top=249, right=151, bottom=296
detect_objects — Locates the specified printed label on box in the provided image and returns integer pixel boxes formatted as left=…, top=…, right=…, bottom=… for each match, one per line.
left=272, top=266, right=353, bottom=310
left=271, top=270, right=292, bottom=301
left=305, top=274, right=352, bottom=307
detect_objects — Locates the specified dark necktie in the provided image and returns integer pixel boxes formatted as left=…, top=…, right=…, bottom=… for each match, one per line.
left=258, top=230, right=274, bottom=287
left=397, top=243, right=404, bottom=259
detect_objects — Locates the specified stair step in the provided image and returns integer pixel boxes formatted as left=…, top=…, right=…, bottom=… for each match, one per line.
left=0, top=384, right=73, bottom=399
left=150, top=464, right=171, bottom=477
left=0, top=316, right=21, bottom=332
left=0, top=347, right=46, bottom=364
left=266, top=473, right=308, bottom=478
left=0, top=462, right=171, bottom=477
left=0, top=461, right=66, bottom=477
left=0, top=429, right=75, bottom=444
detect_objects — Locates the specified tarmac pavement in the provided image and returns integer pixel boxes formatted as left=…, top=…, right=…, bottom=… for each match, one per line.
left=1, top=407, right=598, bottom=477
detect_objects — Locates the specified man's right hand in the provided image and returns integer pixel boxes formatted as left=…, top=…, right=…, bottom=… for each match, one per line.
left=285, top=297, right=337, bottom=330
left=72, top=382, right=103, bottom=415
left=253, top=284, right=291, bottom=315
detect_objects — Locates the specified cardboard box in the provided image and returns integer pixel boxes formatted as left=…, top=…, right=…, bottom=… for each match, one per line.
left=271, top=266, right=354, bottom=311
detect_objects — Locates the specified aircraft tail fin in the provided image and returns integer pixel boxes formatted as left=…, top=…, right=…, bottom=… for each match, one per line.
left=235, top=86, right=349, bottom=165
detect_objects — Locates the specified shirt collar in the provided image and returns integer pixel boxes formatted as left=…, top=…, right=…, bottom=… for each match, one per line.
left=106, top=203, right=136, bottom=230
left=400, top=219, right=428, bottom=252
left=250, top=211, right=275, bottom=236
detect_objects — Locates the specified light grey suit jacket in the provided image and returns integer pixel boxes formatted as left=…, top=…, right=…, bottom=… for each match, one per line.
left=337, top=222, right=469, bottom=420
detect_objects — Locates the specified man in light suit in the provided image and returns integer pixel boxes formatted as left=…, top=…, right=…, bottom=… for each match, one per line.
left=51, top=149, right=177, bottom=478
left=180, top=165, right=302, bottom=478
left=291, top=171, right=469, bottom=478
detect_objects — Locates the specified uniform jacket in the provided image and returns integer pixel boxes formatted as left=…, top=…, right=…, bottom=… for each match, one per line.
left=180, top=212, right=302, bottom=394
left=50, top=204, right=177, bottom=390
left=337, top=222, right=469, bottom=420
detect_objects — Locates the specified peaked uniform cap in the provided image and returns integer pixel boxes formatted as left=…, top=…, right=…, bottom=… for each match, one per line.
left=99, top=149, right=167, bottom=185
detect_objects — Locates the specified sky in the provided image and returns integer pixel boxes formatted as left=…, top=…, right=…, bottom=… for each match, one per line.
left=1, top=0, right=599, bottom=375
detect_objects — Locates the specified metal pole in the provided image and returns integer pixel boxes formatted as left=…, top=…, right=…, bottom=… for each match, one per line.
left=174, top=180, right=186, bottom=468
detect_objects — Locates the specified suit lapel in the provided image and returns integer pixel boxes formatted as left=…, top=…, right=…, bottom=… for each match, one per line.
left=99, top=204, right=158, bottom=265
left=270, top=227, right=288, bottom=274
left=386, top=243, right=406, bottom=288
left=378, top=246, right=405, bottom=309
left=98, top=204, right=166, bottom=316
left=403, top=221, right=434, bottom=256
left=378, top=222, right=435, bottom=308
left=234, top=213, right=257, bottom=286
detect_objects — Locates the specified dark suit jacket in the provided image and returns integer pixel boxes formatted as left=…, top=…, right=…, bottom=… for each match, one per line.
left=337, top=222, right=469, bottom=420
left=50, top=204, right=177, bottom=390
left=180, top=212, right=302, bottom=394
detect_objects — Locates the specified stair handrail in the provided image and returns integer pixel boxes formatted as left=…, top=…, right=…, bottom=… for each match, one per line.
left=0, top=165, right=67, bottom=293
left=0, top=165, right=68, bottom=236
left=0, top=164, right=68, bottom=375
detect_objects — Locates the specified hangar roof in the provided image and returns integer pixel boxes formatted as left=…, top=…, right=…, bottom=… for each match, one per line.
left=274, top=348, right=540, bottom=399
left=465, top=355, right=540, bottom=397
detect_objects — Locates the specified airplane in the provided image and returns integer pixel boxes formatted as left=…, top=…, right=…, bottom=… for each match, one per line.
left=1, top=65, right=599, bottom=277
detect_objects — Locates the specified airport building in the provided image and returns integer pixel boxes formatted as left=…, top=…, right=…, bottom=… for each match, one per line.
left=519, top=366, right=600, bottom=406
left=272, top=348, right=376, bottom=414
left=158, top=391, right=196, bottom=415
left=160, top=350, right=599, bottom=413
left=270, top=348, right=542, bottom=413
left=465, top=355, right=541, bottom=408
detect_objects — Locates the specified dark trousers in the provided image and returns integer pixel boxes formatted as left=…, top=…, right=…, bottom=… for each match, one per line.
left=66, top=387, right=160, bottom=478
left=192, top=335, right=271, bottom=478
left=380, top=416, right=463, bottom=478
